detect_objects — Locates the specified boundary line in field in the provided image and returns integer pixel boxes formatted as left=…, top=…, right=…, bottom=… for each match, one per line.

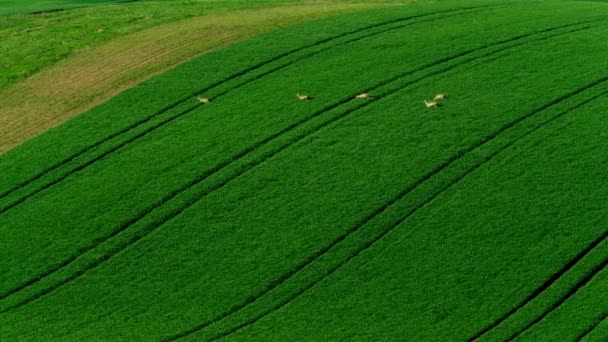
left=0, top=17, right=603, bottom=317
left=189, top=80, right=608, bottom=342
left=503, top=261, right=608, bottom=340
left=0, top=6, right=487, bottom=206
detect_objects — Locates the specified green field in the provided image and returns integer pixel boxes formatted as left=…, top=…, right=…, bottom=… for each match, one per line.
left=1, top=0, right=607, bottom=340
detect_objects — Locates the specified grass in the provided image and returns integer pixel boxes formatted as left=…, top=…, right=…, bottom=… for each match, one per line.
left=0, top=0, right=141, bottom=15
left=1, top=0, right=607, bottom=341
left=0, top=1, right=380, bottom=153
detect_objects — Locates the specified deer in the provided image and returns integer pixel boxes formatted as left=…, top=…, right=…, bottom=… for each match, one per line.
left=197, top=97, right=210, bottom=104
left=433, top=93, right=446, bottom=101
left=297, top=93, right=311, bottom=101
left=355, top=93, right=371, bottom=99
left=424, top=100, right=439, bottom=108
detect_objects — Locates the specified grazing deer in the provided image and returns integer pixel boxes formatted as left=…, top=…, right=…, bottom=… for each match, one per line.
left=355, top=93, right=371, bottom=99
left=424, top=100, right=439, bottom=108
left=197, top=97, right=210, bottom=104
left=433, top=93, right=446, bottom=101
left=297, top=93, right=311, bottom=101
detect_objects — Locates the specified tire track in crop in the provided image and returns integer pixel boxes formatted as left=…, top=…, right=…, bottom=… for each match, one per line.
left=0, top=6, right=508, bottom=300
left=504, top=260, right=608, bottom=341
left=469, top=232, right=608, bottom=340
left=0, top=16, right=600, bottom=314
left=0, top=6, right=490, bottom=300
left=575, top=311, right=608, bottom=341
left=0, top=18, right=602, bottom=316
left=0, top=9, right=596, bottom=218
left=0, top=5, right=486, bottom=205
left=166, top=78, right=608, bottom=341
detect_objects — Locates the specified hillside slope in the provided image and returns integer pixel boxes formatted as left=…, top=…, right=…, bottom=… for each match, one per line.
left=1, top=1, right=607, bottom=340
left=0, top=0, right=385, bottom=154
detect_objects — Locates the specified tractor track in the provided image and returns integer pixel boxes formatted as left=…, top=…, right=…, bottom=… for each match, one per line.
left=469, top=231, right=608, bottom=340
left=0, top=5, right=487, bottom=207
left=0, top=5, right=490, bottom=300
left=575, top=310, right=608, bottom=341
left=166, top=78, right=608, bottom=341
left=505, top=259, right=608, bottom=341
left=0, top=15, right=604, bottom=319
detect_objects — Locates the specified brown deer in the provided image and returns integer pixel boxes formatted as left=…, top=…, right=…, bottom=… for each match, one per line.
left=424, top=100, right=439, bottom=108
left=433, top=93, right=446, bottom=101
left=197, top=97, right=210, bottom=104
left=297, top=93, right=311, bottom=101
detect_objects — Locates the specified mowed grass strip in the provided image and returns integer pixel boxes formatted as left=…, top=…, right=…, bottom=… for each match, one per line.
left=0, top=4, right=593, bottom=309
left=2, top=3, right=608, bottom=339
left=0, top=2, right=383, bottom=154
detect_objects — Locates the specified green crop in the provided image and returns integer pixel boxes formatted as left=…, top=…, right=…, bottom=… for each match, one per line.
left=1, top=1, right=607, bottom=341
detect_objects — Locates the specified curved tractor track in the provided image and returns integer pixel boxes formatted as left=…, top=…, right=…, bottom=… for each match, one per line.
left=166, top=74, right=608, bottom=341
left=0, top=6, right=608, bottom=341
left=0, top=9, right=604, bottom=338
left=504, top=260, right=608, bottom=341
left=575, top=311, right=608, bottom=341
left=0, top=15, right=602, bottom=316
left=0, top=4, right=489, bottom=302
left=0, top=5, right=491, bottom=214
left=470, top=230, right=608, bottom=341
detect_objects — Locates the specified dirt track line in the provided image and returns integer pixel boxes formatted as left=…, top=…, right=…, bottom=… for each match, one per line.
left=161, top=29, right=608, bottom=341
left=0, top=18, right=600, bottom=316
left=197, top=81, right=608, bottom=342
left=575, top=311, right=608, bottom=341
left=505, top=259, right=608, bottom=341
left=0, top=6, right=489, bottom=298
left=0, top=6, right=482, bottom=203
